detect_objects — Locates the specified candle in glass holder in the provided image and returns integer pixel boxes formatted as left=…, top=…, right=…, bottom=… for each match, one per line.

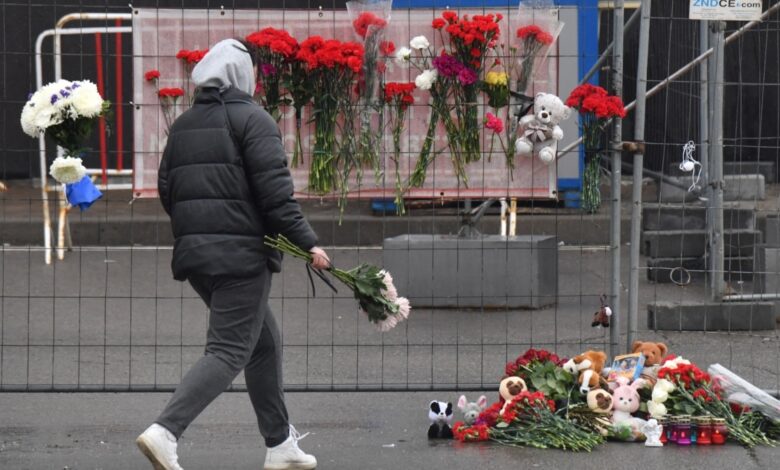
left=711, top=418, right=728, bottom=445
left=668, top=416, right=679, bottom=443
left=695, top=416, right=712, bottom=445
left=658, top=418, right=668, bottom=444
left=676, top=416, right=692, bottom=446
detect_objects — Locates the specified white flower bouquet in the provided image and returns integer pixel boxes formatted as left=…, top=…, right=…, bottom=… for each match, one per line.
left=265, top=235, right=411, bottom=332
left=21, top=79, right=109, bottom=209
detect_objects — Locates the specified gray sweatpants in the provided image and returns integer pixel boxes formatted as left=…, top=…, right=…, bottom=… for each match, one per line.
left=156, top=269, right=289, bottom=447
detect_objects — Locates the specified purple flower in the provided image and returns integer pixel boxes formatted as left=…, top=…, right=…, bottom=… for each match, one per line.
left=60, top=89, right=70, bottom=97
left=432, top=54, right=464, bottom=78
left=71, top=82, right=81, bottom=89
left=457, top=68, right=478, bottom=86
left=50, top=94, right=59, bottom=104
left=260, top=63, right=277, bottom=77
left=27, top=92, right=33, bottom=100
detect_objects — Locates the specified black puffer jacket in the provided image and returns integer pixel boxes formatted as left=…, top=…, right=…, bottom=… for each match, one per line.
left=158, top=87, right=317, bottom=280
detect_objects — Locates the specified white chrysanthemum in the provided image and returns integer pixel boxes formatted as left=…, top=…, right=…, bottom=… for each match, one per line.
left=49, top=156, right=87, bottom=184
left=394, top=47, right=412, bottom=67
left=409, top=35, right=430, bottom=50
left=414, top=69, right=437, bottom=91
left=34, top=106, right=63, bottom=132
left=20, top=101, right=40, bottom=137
left=380, top=270, right=398, bottom=301
left=647, top=400, right=667, bottom=419
left=68, top=80, right=104, bottom=118
left=378, top=315, right=398, bottom=332
left=395, top=297, right=411, bottom=319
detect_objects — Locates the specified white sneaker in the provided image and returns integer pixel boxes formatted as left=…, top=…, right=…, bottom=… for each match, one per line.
left=263, top=425, right=317, bottom=470
left=136, top=423, right=184, bottom=470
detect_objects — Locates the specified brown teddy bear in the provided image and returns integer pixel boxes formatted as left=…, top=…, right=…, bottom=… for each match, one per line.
left=631, top=341, right=668, bottom=367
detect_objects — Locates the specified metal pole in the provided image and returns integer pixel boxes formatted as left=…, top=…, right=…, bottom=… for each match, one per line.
left=609, top=0, right=625, bottom=359
left=558, top=1, right=780, bottom=159
left=579, top=6, right=642, bottom=86
left=709, top=21, right=726, bottom=301
left=627, top=0, right=650, bottom=351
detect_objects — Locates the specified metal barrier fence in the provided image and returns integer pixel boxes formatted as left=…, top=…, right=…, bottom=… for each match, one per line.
left=1, top=0, right=779, bottom=394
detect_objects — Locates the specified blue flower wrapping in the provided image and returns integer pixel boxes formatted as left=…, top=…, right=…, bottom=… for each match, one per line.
left=65, top=175, right=102, bottom=210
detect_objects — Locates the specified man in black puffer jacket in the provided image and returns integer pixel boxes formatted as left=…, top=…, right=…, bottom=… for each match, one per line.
left=136, top=39, right=325, bottom=470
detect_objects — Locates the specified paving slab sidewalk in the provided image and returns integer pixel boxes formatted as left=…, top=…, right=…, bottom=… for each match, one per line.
left=0, top=392, right=778, bottom=470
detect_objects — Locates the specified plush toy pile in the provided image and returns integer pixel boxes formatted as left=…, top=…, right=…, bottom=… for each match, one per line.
left=429, top=342, right=780, bottom=451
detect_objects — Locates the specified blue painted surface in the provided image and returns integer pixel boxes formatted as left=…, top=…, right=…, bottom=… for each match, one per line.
left=382, top=1, right=600, bottom=204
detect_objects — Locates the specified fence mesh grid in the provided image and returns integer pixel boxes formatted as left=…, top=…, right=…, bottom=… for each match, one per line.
left=1, top=0, right=778, bottom=394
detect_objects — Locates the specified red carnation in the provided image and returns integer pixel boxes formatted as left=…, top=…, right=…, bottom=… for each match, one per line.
left=442, top=11, right=458, bottom=23
left=353, top=12, right=386, bottom=38
left=158, top=87, right=184, bottom=99
left=380, top=40, right=395, bottom=55
left=144, top=69, right=160, bottom=81
left=432, top=18, right=446, bottom=29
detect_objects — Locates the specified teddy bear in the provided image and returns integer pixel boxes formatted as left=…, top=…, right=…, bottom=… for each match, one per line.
left=499, top=376, right=528, bottom=414
left=609, top=376, right=648, bottom=438
left=631, top=341, right=668, bottom=367
left=632, top=341, right=669, bottom=385
left=563, top=350, right=607, bottom=394
left=514, top=92, right=572, bottom=164
left=457, top=395, right=488, bottom=425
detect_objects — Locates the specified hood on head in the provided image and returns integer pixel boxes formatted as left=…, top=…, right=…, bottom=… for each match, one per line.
left=191, top=39, right=255, bottom=96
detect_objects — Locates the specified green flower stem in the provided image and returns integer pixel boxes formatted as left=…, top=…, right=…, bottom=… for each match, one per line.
left=408, top=106, right=440, bottom=189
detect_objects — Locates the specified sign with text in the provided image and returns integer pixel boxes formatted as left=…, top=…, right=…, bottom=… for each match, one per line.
left=689, top=0, right=763, bottom=21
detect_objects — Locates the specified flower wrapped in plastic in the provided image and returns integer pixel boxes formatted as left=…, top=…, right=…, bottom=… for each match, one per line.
left=21, top=79, right=108, bottom=210
left=264, top=235, right=410, bottom=332
left=347, top=0, right=392, bottom=181
left=383, top=82, right=416, bottom=215
left=565, top=84, right=626, bottom=213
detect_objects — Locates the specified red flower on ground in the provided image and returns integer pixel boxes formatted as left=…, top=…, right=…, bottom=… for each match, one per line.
left=176, top=49, right=209, bottom=64
left=484, top=112, right=504, bottom=134
left=144, top=69, right=160, bottom=81
left=432, top=18, right=446, bottom=30
left=246, top=28, right=299, bottom=58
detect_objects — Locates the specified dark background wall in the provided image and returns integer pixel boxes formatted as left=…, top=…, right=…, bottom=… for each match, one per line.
left=2, top=0, right=779, bottom=180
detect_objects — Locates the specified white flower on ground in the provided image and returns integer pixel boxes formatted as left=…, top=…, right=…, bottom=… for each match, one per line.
left=651, top=388, right=669, bottom=403
left=414, top=69, right=438, bottom=90
left=49, top=156, right=87, bottom=184
left=409, top=35, right=430, bottom=50
left=655, top=379, right=675, bottom=393
left=661, top=356, right=690, bottom=370
left=394, top=47, right=412, bottom=67
left=377, top=314, right=398, bottom=332
left=647, top=400, right=667, bottom=419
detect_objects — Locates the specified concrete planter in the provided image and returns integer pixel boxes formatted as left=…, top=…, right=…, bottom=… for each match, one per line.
left=382, top=234, right=558, bottom=309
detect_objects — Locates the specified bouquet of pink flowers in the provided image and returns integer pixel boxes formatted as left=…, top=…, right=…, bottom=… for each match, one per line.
left=265, top=235, right=411, bottom=331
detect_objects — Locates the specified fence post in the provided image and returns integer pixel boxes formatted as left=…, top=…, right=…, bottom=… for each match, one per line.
left=708, top=21, right=725, bottom=301
left=627, top=0, right=650, bottom=351
left=610, top=0, right=625, bottom=358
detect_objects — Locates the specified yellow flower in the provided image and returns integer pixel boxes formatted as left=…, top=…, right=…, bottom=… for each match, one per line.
left=485, top=71, right=508, bottom=86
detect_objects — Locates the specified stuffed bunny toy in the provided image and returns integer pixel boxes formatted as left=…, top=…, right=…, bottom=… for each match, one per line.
left=457, top=395, right=488, bottom=425
left=609, top=376, right=648, bottom=435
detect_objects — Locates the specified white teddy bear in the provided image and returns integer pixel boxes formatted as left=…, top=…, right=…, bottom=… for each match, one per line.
left=514, top=92, right=572, bottom=164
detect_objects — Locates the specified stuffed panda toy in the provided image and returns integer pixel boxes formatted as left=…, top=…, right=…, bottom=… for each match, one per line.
left=428, top=401, right=454, bottom=439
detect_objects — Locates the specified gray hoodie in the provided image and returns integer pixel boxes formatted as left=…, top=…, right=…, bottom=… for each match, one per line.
left=191, top=39, right=255, bottom=96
